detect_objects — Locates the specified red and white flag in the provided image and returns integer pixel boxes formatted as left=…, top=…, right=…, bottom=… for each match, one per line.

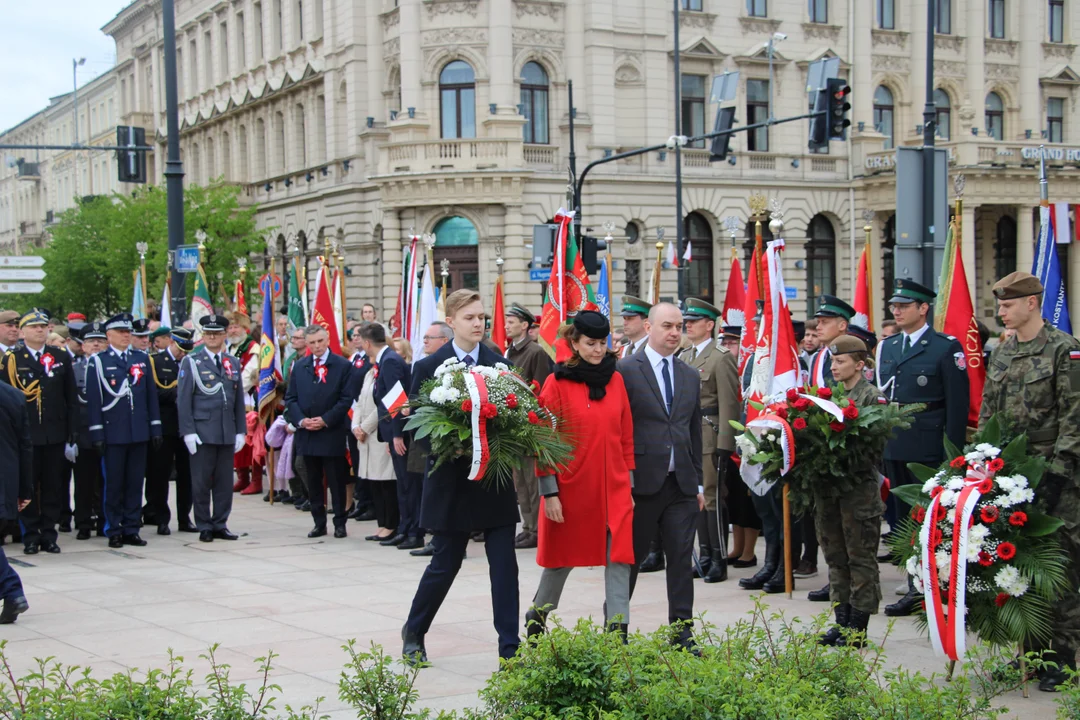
left=722, top=254, right=746, bottom=329
left=664, top=240, right=678, bottom=268
left=380, top=380, right=408, bottom=417
left=737, top=248, right=761, bottom=377
left=682, top=241, right=692, bottom=265
left=745, top=239, right=800, bottom=425
left=852, top=246, right=872, bottom=330
left=940, top=231, right=985, bottom=427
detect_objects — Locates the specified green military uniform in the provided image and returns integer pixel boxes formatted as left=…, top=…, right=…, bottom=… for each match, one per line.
left=815, top=336, right=885, bottom=647
left=619, top=296, right=652, bottom=359
left=679, top=298, right=740, bottom=583
left=979, top=272, right=1080, bottom=686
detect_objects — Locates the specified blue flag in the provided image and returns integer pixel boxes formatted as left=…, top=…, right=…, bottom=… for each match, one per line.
left=1034, top=206, right=1072, bottom=334
left=256, top=276, right=282, bottom=421
left=596, top=256, right=611, bottom=348
left=132, top=268, right=147, bottom=320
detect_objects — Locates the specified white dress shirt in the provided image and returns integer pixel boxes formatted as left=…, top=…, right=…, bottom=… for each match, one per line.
left=901, top=323, right=930, bottom=350
left=451, top=341, right=480, bottom=365
left=642, top=343, right=677, bottom=473
left=375, top=344, right=389, bottom=366
left=690, top=338, right=712, bottom=360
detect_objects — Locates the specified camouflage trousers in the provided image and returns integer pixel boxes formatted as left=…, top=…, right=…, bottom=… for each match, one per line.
left=813, top=479, right=885, bottom=615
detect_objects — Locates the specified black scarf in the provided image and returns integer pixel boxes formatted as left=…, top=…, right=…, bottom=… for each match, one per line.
left=553, top=353, right=617, bottom=400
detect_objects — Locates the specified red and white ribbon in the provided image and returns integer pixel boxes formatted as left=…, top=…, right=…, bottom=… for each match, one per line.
left=742, top=412, right=796, bottom=496
left=315, top=364, right=327, bottom=383
left=130, top=365, right=143, bottom=385
left=797, top=393, right=843, bottom=421
left=41, top=353, right=55, bottom=376
left=919, top=461, right=993, bottom=661
left=462, top=370, right=492, bottom=482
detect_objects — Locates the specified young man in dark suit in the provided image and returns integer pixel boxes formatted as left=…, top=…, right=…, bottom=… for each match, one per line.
left=402, top=289, right=520, bottom=666
left=360, top=322, right=422, bottom=550
left=284, top=324, right=355, bottom=539
left=618, top=302, right=704, bottom=651
left=0, top=380, right=32, bottom=622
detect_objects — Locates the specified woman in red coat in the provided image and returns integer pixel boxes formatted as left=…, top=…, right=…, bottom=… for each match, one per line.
left=525, top=310, right=635, bottom=639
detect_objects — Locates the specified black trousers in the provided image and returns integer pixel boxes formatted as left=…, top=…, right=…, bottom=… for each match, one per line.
left=405, top=524, right=520, bottom=659
left=370, top=480, right=399, bottom=530
left=629, top=473, right=698, bottom=623
left=304, top=455, right=348, bottom=530
left=145, top=435, right=192, bottom=526
left=347, top=434, right=374, bottom=510
left=102, top=443, right=147, bottom=538
left=73, top=448, right=104, bottom=531
left=20, top=444, right=67, bottom=547
left=0, top=545, right=23, bottom=600
left=390, top=445, right=423, bottom=539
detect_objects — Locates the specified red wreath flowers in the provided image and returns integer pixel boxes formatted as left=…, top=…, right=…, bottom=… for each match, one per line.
left=793, top=418, right=808, bottom=430
left=1009, top=511, right=1028, bottom=527
left=980, top=506, right=1000, bottom=524
left=996, top=542, right=1017, bottom=561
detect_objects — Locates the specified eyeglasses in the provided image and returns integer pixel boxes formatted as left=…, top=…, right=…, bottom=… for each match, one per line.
left=422, top=335, right=444, bottom=341
left=887, top=303, right=916, bottom=313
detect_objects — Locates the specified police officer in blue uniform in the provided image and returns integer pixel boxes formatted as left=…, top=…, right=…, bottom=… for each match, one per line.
left=72, top=322, right=108, bottom=540
left=877, top=278, right=969, bottom=617
left=86, top=313, right=163, bottom=548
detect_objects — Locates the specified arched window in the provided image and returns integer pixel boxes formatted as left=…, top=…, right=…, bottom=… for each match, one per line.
left=254, top=118, right=266, bottom=178
left=986, top=92, right=1004, bottom=141
left=934, top=88, right=951, bottom=140
left=520, top=61, right=550, bottom=144
left=806, top=215, right=836, bottom=313
left=221, top=132, right=231, bottom=181
left=433, top=216, right=479, bottom=291
left=684, top=212, right=714, bottom=303
left=440, top=61, right=476, bottom=139
left=995, top=215, right=1017, bottom=280
left=274, top=110, right=286, bottom=172
left=433, top=216, right=479, bottom=246
left=205, top=136, right=216, bottom=180
left=874, top=86, right=894, bottom=149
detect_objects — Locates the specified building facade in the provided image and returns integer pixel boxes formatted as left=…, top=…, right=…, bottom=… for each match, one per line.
left=4, top=0, right=1080, bottom=328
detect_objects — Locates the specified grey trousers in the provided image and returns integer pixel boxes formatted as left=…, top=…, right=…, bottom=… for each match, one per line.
left=190, top=444, right=234, bottom=532
left=531, top=532, right=631, bottom=625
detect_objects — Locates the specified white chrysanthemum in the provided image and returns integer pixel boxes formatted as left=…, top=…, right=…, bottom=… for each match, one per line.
left=995, top=475, right=1016, bottom=492
left=935, top=549, right=951, bottom=574
left=995, top=565, right=1020, bottom=590
left=923, top=477, right=940, bottom=494
left=445, top=388, right=461, bottom=402
left=906, top=556, right=920, bottom=578
left=429, top=387, right=446, bottom=404
left=994, top=494, right=1017, bottom=509
left=947, top=477, right=965, bottom=491
left=940, top=489, right=958, bottom=508
left=966, top=541, right=983, bottom=563
left=1013, top=475, right=1029, bottom=490
left=965, top=451, right=985, bottom=464
left=969, top=524, right=990, bottom=546
left=735, top=434, right=756, bottom=457
left=494, top=362, right=509, bottom=371
left=975, top=443, right=1001, bottom=458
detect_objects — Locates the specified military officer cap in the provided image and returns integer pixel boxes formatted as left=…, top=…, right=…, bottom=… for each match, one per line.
left=0, top=310, right=18, bottom=326
left=200, top=314, right=228, bottom=333
left=620, top=295, right=653, bottom=318
left=682, top=297, right=721, bottom=322
left=572, top=310, right=610, bottom=340
left=889, top=277, right=936, bottom=305
left=847, top=324, right=878, bottom=352
left=132, top=318, right=152, bottom=336
left=814, top=295, right=856, bottom=321
left=19, top=310, right=48, bottom=328
left=81, top=321, right=107, bottom=340
left=722, top=325, right=742, bottom=339
left=54, top=326, right=70, bottom=340
left=792, top=319, right=806, bottom=341
left=171, top=327, right=195, bottom=351
left=67, top=319, right=86, bottom=335
left=66, top=312, right=87, bottom=323
left=105, top=312, right=134, bottom=331
left=150, top=326, right=172, bottom=341
left=507, top=302, right=535, bottom=325
left=992, top=271, right=1044, bottom=300
left=829, top=335, right=868, bottom=356
left=30, top=307, right=51, bottom=320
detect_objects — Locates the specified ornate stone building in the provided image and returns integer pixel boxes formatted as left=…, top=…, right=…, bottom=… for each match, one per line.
left=4, top=0, right=1080, bottom=326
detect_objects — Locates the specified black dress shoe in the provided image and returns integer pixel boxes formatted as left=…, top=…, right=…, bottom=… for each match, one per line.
left=703, top=550, right=728, bottom=583
left=58, top=521, right=71, bottom=533
left=263, top=492, right=271, bottom=502
left=366, top=533, right=390, bottom=541
left=638, top=551, right=665, bottom=573
left=157, top=524, right=171, bottom=536
left=23, top=544, right=38, bottom=555
left=410, top=542, right=436, bottom=557
left=808, top=584, right=832, bottom=602
left=293, top=495, right=307, bottom=508
left=732, top=555, right=758, bottom=569
left=199, top=531, right=213, bottom=542
left=76, top=528, right=91, bottom=541
left=884, top=592, right=923, bottom=617
left=524, top=607, right=548, bottom=638
left=397, top=536, right=424, bottom=550
left=347, top=505, right=364, bottom=520
left=762, top=561, right=790, bottom=594
left=334, top=527, right=347, bottom=539
left=356, top=509, right=376, bottom=522
left=122, top=534, right=147, bottom=547
left=514, top=532, right=538, bottom=550
left=470, top=531, right=485, bottom=542
left=401, top=624, right=428, bottom=666
left=0, top=595, right=28, bottom=624
left=739, top=561, right=777, bottom=590
left=308, top=527, right=327, bottom=538
left=299, top=500, right=312, bottom=512
left=178, top=522, right=199, bottom=533
left=212, top=529, right=238, bottom=541
left=380, top=533, right=406, bottom=547
left=108, top=536, right=123, bottom=548
left=40, top=542, right=61, bottom=554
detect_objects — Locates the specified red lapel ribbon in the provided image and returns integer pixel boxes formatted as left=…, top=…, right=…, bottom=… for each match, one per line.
left=41, top=353, right=55, bottom=376
left=316, top=363, right=327, bottom=383
left=130, top=365, right=143, bottom=385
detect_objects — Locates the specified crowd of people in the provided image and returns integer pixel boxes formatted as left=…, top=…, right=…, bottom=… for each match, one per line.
left=0, top=272, right=1076, bottom=691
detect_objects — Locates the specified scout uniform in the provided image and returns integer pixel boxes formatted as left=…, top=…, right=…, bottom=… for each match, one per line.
left=144, top=328, right=196, bottom=534
left=86, top=313, right=163, bottom=547
left=814, top=336, right=885, bottom=647
left=808, top=295, right=857, bottom=387
left=506, top=303, right=554, bottom=549
left=0, top=311, right=77, bottom=554
left=679, top=298, right=740, bottom=583
left=226, top=311, right=261, bottom=494
left=878, top=278, right=969, bottom=617
left=72, top=322, right=106, bottom=539
left=177, top=315, right=247, bottom=542
left=980, top=272, right=1080, bottom=689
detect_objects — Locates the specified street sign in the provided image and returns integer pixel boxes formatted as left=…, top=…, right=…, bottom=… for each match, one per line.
left=175, top=245, right=201, bottom=273
left=0, top=256, right=44, bottom=268
left=785, top=286, right=797, bottom=300
left=529, top=268, right=551, bottom=282
left=0, top=282, right=44, bottom=294
left=0, top=269, right=45, bottom=281
left=259, top=272, right=283, bottom=298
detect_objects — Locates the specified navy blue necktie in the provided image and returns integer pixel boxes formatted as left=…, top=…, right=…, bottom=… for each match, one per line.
left=463, top=354, right=475, bottom=368
left=661, top=358, right=673, bottom=414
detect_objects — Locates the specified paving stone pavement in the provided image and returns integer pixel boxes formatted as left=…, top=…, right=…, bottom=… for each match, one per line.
left=0, top=492, right=1060, bottom=719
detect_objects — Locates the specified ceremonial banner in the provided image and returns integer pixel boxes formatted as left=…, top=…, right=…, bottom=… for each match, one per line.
left=490, top=275, right=508, bottom=351
left=190, top=263, right=213, bottom=339
left=738, top=248, right=761, bottom=377
left=256, top=276, right=282, bottom=423
left=287, top=258, right=306, bottom=330
left=938, top=222, right=985, bottom=427
left=159, top=275, right=172, bottom=330
left=596, top=254, right=612, bottom=348
left=1034, top=204, right=1072, bottom=333
left=132, top=268, right=147, bottom=320
left=411, top=259, right=439, bottom=360
left=311, top=265, right=342, bottom=355
left=538, top=211, right=596, bottom=361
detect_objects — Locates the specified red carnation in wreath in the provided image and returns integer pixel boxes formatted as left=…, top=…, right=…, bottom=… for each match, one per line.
left=988, top=458, right=1005, bottom=472
left=976, top=478, right=994, bottom=494
left=786, top=388, right=799, bottom=402
left=930, top=528, right=944, bottom=546
left=817, top=387, right=833, bottom=400
left=931, top=486, right=944, bottom=499
left=481, top=402, right=498, bottom=419
left=978, top=551, right=994, bottom=567
left=1008, top=511, right=1028, bottom=528
left=776, top=406, right=789, bottom=420
left=950, top=456, right=968, bottom=469
left=980, top=506, right=1000, bottom=524
left=829, top=421, right=846, bottom=432
left=505, top=393, right=518, bottom=409
left=842, top=404, right=859, bottom=420
left=793, top=418, right=808, bottom=430
left=911, top=506, right=927, bottom=523
left=933, top=503, right=948, bottom=522
left=461, top=399, right=473, bottom=413
left=529, top=379, right=541, bottom=395
left=996, top=541, right=1017, bottom=561
left=995, top=593, right=1010, bottom=608
left=527, top=411, right=540, bottom=425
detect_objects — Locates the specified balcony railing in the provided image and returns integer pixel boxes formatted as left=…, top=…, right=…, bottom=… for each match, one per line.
left=523, top=144, right=558, bottom=169
left=680, top=149, right=848, bottom=180
left=380, top=138, right=523, bottom=174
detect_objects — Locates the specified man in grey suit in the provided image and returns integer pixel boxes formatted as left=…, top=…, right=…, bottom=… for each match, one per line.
left=618, top=302, right=704, bottom=651
left=177, top=315, right=247, bottom=543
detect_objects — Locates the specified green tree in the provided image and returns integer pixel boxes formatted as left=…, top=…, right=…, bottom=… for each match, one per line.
left=7, top=181, right=267, bottom=319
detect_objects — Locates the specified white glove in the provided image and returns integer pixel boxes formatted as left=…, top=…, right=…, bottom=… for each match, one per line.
left=184, top=433, right=202, bottom=455
left=286, top=423, right=296, bottom=434
left=234, top=434, right=246, bottom=453
left=64, top=443, right=79, bottom=463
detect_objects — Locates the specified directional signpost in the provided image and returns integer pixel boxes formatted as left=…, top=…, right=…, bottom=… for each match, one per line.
left=0, top=283, right=44, bottom=294
left=0, top=269, right=45, bottom=281
left=0, top=257, right=46, bottom=293
left=0, top=256, right=44, bottom=268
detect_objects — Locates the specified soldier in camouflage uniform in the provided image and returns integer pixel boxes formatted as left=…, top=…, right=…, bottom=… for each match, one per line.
left=980, top=271, right=1080, bottom=692
left=815, top=336, right=885, bottom=647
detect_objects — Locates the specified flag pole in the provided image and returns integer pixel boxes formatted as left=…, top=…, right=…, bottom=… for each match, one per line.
left=652, top=239, right=664, bottom=305
left=864, top=223, right=874, bottom=330
left=769, top=205, right=793, bottom=600
left=266, top=256, right=276, bottom=506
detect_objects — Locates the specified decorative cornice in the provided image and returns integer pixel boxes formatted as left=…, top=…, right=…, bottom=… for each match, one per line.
left=872, top=29, right=909, bottom=49
left=872, top=54, right=910, bottom=73
left=801, top=22, right=842, bottom=43
left=511, top=28, right=563, bottom=47
left=513, top=0, right=562, bottom=21
left=381, top=8, right=400, bottom=32
left=738, top=15, right=781, bottom=35
left=985, top=63, right=1019, bottom=82
left=933, top=59, right=966, bottom=77
left=934, top=34, right=964, bottom=53
left=680, top=11, right=716, bottom=31
left=425, top=0, right=480, bottom=19
left=985, top=39, right=1018, bottom=58
left=1044, top=42, right=1077, bottom=60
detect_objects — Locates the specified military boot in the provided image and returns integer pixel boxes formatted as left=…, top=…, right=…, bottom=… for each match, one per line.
left=692, top=512, right=712, bottom=579
left=884, top=577, right=921, bottom=617
left=762, top=554, right=791, bottom=594
left=1038, top=647, right=1078, bottom=692
left=818, top=603, right=850, bottom=646
left=704, top=547, right=728, bottom=583
left=808, top=584, right=832, bottom=602
left=837, top=608, right=871, bottom=648
left=740, top=542, right=779, bottom=590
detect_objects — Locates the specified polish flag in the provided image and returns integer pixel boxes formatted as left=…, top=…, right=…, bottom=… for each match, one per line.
left=737, top=247, right=761, bottom=377
left=665, top=240, right=678, bottom=267
left=852, top=246, right=872, bottom=330
left=380, top=380, right=408, bottom=417
left=745, top=239, right=800, bottom=424
left=722, top=254, right=746, bottom=329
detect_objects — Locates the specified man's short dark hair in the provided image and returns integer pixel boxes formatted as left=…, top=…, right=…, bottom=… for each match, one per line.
left=359, top=322, right=386, bottom=345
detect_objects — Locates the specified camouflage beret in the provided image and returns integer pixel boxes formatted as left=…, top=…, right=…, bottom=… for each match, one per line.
left=0, top=310, right=19, bottom=325
left=829, top=335, right=867, bottom=356
left=992, top=271, right=1044, bottom=300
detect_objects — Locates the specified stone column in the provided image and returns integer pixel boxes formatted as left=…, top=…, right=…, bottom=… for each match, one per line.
left=399, top=0, right=422, bottom=113
left=381, top=209, right=403, bottom=323
left=851, top=0, right=874, bottom=132
left=366, top=0, right=383, bottom=124
left=1019, top=3, right=1041, bottom=138
left=488, top=0, right=513, bottom=111
left=965, top=0, right=985, bottom=135
left=1017, top=205, right=1035, bottom=274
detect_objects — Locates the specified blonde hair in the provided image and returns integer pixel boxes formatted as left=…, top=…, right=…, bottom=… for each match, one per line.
left=445, top=288, right=483, bottom=318
left=393, top=338, right=413, bottom=364
left=47, top=333, right=64, bottom=346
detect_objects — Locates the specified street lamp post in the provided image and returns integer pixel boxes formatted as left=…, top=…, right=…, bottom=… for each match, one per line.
left=673, top=0, right=685, bottom=301
left=162, top=0, right=187, bottom=322
left=921, top=0, right=937, bottom=288
left=72, top=57, right=85, bottom=198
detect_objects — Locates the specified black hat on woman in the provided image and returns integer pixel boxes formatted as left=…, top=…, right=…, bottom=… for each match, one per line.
left=571, top=310, right=610, bottom=340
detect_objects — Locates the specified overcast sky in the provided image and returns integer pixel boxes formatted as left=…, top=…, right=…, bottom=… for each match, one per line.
left=2, top=0, right=128, bottom=133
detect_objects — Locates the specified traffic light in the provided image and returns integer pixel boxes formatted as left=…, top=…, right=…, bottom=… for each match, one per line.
left=116, top=126, right=147, bottom=184
left=826, top=78, right=851, bottom=141
left=580, top=233, right=607, bottom=275
left=808, top=87, right=828, bottom=150
left=708, top=106, right=736, bottom=162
